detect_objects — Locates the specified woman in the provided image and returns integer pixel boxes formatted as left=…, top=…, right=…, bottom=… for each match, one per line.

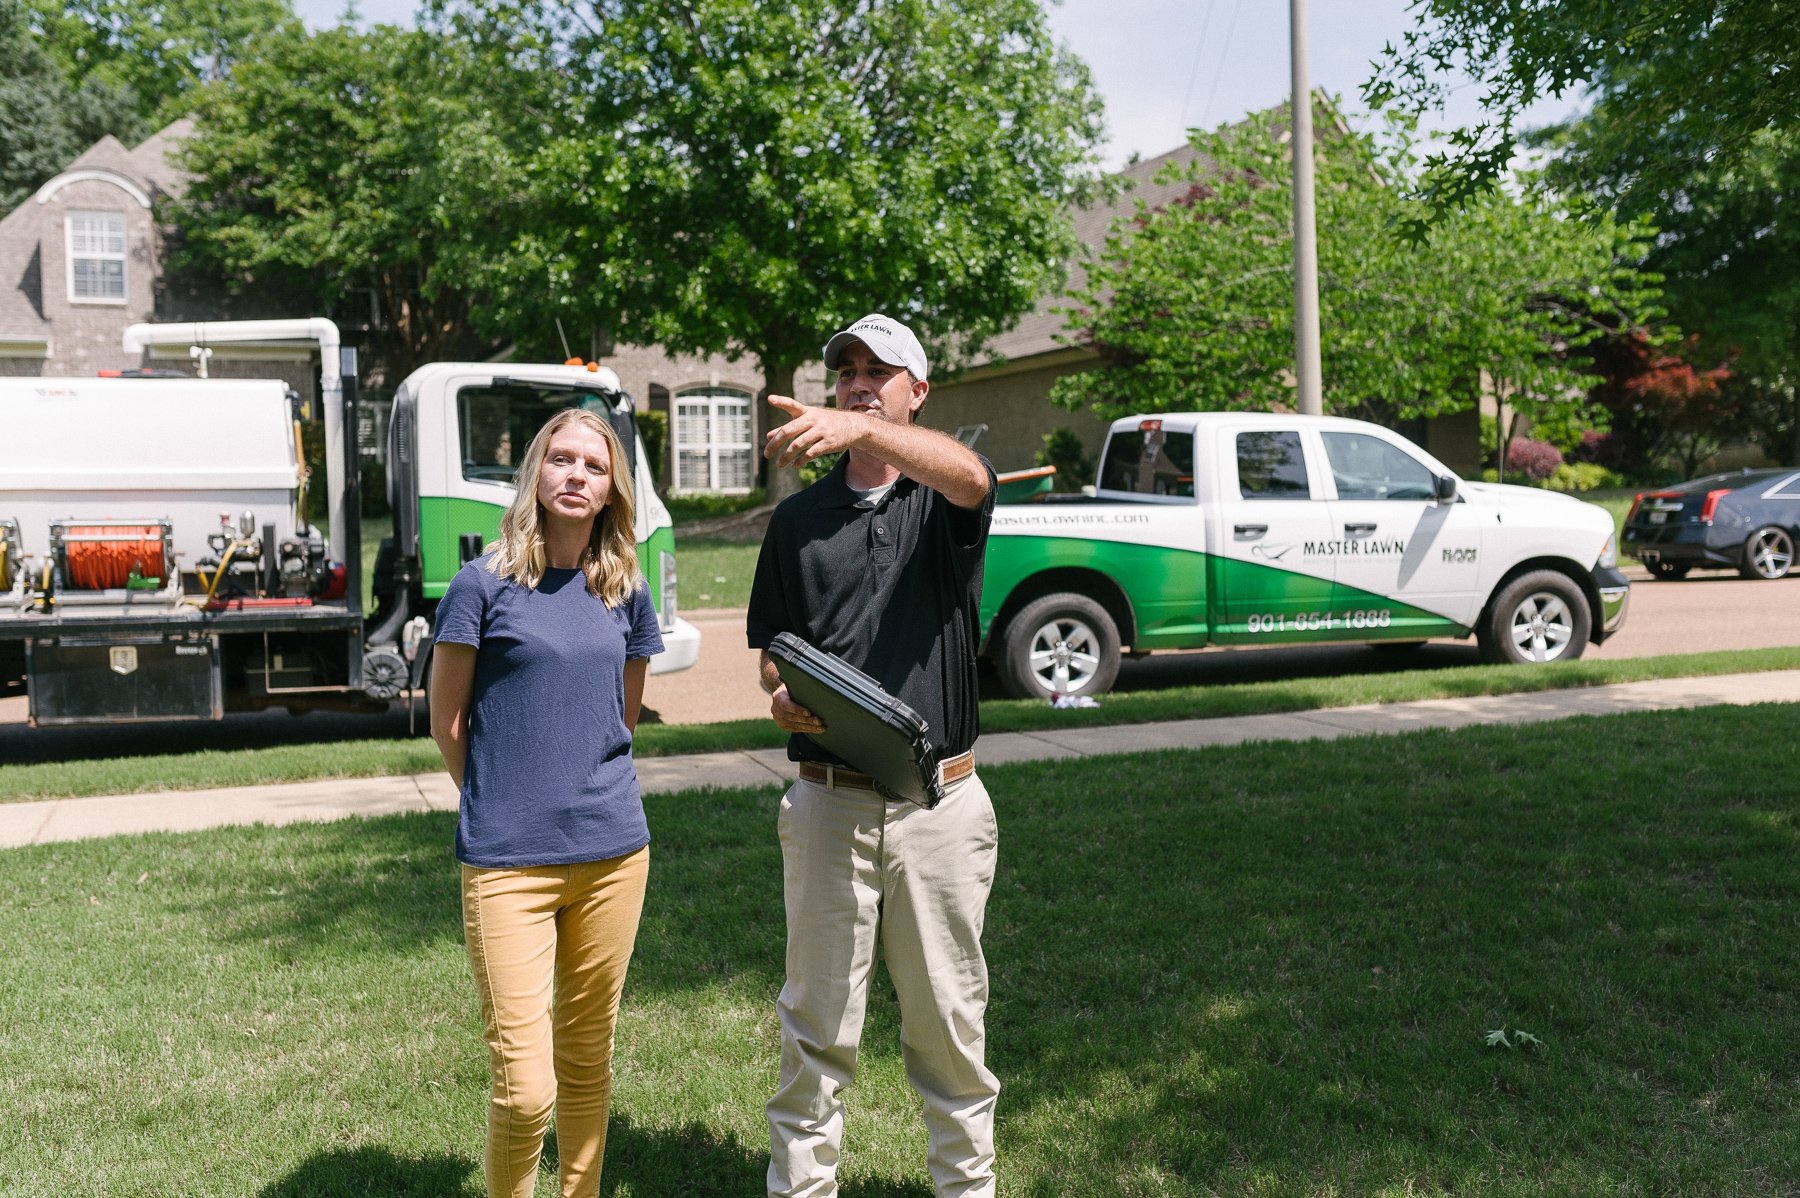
left=430, top=406, right=663, bottom=1198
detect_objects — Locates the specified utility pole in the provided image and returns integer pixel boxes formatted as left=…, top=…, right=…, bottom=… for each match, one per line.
left=1290, top=0, right=1323, bottom=416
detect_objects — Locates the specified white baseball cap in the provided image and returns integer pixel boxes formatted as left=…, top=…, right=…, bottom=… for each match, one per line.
left=822, top=313, right=929, bottom=380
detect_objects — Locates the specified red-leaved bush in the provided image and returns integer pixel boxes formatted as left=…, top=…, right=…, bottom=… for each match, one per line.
left=1507, top=437, right=1564, bottom=482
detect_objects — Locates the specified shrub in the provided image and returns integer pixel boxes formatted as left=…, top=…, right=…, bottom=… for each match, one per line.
left=664, top=488, right=767, bottom=523
left=1546, top=462, right=1624, bottom=493
left=637, top=409, right=668, bottom=486
left=1035, top=427, right=1095, bottom=492
left=1506, top=437, right=1564, bottom=482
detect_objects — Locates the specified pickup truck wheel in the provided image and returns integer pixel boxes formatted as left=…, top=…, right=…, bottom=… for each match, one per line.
left=1738, top=526, right=1794, bottom=579
left=1477, top=570, right=1591, bottom=665
left=1001, top=593, right=1121, bottom=699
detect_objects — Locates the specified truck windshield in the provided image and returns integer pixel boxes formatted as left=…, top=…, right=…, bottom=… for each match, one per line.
left=1099, top=428, right=1195, bottom=497
left=457, top=384, right=632, bottom=485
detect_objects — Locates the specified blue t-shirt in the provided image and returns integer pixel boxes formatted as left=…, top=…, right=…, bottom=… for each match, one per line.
left=434, top=555, right=665, bottom=868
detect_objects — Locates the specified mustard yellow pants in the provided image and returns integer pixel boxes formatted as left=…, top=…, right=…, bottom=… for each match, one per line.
left=461, top=847, right=649, bottom=1198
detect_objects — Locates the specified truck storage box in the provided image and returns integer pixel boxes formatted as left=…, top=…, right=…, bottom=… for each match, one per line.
left=26, top=634, right=220, bottom=725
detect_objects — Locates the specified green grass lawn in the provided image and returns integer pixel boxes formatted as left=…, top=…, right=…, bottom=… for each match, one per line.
left=672, top=536, right=760, bottom=610
left=5, top=645, right=1799, bottom=803
left=3, top=706, right=1797, bottom=1195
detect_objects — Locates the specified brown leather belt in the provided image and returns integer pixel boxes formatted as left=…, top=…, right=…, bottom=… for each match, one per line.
left=798, top=751, right=974, bottom=793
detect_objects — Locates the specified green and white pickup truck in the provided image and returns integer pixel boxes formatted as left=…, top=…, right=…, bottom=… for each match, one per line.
left=980, top=412, right=1630, bottom=698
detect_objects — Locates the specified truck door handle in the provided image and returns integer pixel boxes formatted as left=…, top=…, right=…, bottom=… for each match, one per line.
left=1343, top=522, right=1377, bottom=535
left=1234, top=523, right=1268, bottom=537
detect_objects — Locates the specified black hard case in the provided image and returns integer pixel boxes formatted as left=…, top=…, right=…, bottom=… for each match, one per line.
left=767, top=632, right=944, bottom=809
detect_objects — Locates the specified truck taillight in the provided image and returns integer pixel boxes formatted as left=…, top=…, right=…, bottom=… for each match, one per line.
left=1625, top=492, right=1644, bottom=523
left=1138, top=419, right=1163, bottom=432
left=1700, top=489, right=1731, bottom=524
left=658, top=550, right=676, bottom=632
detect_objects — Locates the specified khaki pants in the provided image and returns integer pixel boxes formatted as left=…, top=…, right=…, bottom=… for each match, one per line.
left=462, top=848, right=649, bottom=1198
left=767, top=772, right=1000, bottom=1198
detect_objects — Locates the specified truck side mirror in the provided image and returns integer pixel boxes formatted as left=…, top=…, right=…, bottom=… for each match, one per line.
left=1436, top=474, right=1458, bottom=503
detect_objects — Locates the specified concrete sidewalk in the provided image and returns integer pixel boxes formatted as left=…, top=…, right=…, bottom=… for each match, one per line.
left=4, top=669, right=1797, bottom=850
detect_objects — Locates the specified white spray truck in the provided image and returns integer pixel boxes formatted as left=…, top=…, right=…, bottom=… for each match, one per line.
left=0, top=319, right=699, bottom=727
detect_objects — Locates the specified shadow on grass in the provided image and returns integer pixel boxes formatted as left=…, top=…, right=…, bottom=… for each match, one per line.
left=603, top=1113, right=930, bottom=1197
left=256, top=1146, right=480, bottom=1197
left=0, top=704, right=431, bottom=767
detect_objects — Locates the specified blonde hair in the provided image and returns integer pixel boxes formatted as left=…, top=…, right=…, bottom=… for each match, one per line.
left=488, top=407, right=640, bottom=606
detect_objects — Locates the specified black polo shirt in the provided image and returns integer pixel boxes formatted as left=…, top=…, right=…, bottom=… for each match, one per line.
left=746, top=454, right=997, bottom=766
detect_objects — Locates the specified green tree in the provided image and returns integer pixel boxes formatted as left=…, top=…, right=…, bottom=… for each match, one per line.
left=24, top=0, right=295, bottom=123
left=0, top=0, right=144, bottom=209
left=442, top=0, right=1106, bottom=498
left=1540, top=99, right=1800, bottom=464
left=1051, top=109, right=1660, bottom=431
left=1363, top=0, right=1799, bottom=219
left=168, top=22, right=546, bottom=384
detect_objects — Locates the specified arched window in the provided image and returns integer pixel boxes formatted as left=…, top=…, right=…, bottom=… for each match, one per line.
left=674, top=386, right=754, bottom=493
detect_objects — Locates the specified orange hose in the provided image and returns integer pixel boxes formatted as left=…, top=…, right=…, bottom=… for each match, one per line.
left=63, top=526, right=166, bottom=589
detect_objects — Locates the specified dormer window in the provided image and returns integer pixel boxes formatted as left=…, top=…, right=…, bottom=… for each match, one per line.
left=67, top=210, right=127, bottom=303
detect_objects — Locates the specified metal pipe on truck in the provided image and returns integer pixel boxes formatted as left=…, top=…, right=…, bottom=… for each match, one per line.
left=121, top=319, right=349, bottom=558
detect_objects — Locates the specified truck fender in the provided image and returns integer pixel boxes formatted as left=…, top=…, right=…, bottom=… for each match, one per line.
left=984, top=567, right=1136, bottom=657
left=1476, top=557, right=1602, bottom=637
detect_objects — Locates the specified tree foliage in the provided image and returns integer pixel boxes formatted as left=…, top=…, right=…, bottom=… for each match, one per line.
left=1051, top=109, right=1661, bottom=430
left=0, top=0, right=144, bottom=210
left=438, top=0, right=1107, bottom=497
left=1539, top=91, right=1800, bottom=464
left=1364, top=0, right=1800, bottom=220
left=1582, top=331, right=1781, bottom=478
left=168, top=22, right=544, bottom=383
left=23, top=0, right=295, bottom=123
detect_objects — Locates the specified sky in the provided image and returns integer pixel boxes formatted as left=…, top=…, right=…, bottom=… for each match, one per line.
left=293, top=0, right=1587, bottom=171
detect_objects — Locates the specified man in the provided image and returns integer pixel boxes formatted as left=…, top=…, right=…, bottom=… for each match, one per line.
left=746, top=313, right=999, bottom=1198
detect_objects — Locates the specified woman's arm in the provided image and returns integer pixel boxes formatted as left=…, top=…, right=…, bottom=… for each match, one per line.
left=429, top=642, right=479, bottom=787
left=623, top=657, right=650, bottom=734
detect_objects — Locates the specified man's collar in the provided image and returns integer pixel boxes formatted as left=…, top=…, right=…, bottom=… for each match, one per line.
left=814, top=455, right=912, bottom=509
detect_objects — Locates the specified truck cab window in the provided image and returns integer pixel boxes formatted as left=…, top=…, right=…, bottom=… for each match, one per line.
left=1320, top=431, right=1436, bottom=500
left=1099, top=429, right=1195, bottom=497
left=458, top=385, right=622, bottom=485
left=1235, top=431, right=1310, bottom=500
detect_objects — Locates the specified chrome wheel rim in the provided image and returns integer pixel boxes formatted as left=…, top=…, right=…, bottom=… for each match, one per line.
left=1750, top=530, right=1793, bottom=579
left=1506, top=592, right=1574, bottom=662
left=1026, top=616, right=1103, bottom=694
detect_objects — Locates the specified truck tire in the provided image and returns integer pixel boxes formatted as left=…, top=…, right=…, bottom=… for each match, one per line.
left=1476, top=570, right=1591, bottom=665
left=1000, top=592, right=1121, bottom=699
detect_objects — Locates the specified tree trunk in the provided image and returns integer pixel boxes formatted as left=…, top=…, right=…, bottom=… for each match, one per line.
left=762, top=356, right=805, bottom=503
